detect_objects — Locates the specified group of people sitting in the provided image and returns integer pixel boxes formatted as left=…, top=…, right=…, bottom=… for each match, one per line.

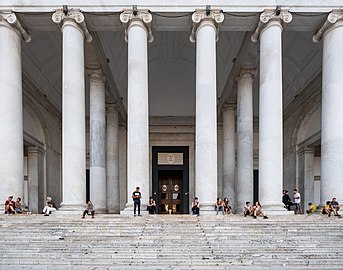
left=243, top=201, right=269, bottom=219
left=4, top=196, right=30, bottom=214
left=317, top=198, right=341, bottom=217
left=215, top=197, right=232, bottom=215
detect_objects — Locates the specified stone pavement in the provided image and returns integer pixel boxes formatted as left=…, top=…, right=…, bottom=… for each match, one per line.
left=0, top=213, right=342, bottom=269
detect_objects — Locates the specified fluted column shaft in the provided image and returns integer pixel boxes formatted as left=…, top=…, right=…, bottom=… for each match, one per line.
left=120, top=11, right=153, bottom=211
left=106, top=104, right=120, bottom=213
left=252, top=10, right=292, bottom=211
left=222, top=105, right=236, bottom=207
left=89, top=72, right=106, bottom=213
left=236, top=71, right=254, bottom=211
left=53, top=10, right=92, bottom=211
left=0, top=13, right=30, bottom=211
left=314, top=11, right=343, bottom=205
left=191, top=10, right=224, bottom=213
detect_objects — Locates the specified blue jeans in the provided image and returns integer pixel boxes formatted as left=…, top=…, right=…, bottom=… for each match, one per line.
left=134, top=200, right=141, bottom=215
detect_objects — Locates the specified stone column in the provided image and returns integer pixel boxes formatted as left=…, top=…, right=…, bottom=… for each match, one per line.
left=252, top=10, right=292, bottom=212
left=0, top=13, right=30, bottom=211
left=222, top=104, right=236, bottom=208
left=236, top=70, right=255, bottom=211
left=89, top=71, right=107, bottom=213
left=106, top=103, right=120, bottom=213
left=313, top=11, right=343, bottom=205
left=27, top=146, right=45, bottom=213
left=190, top=10, right=224, bottom=214
left=120, top=10, right=153, bottom=213
left=52, top=10, right=92, bottom=211
left=297, top=147, right=315, bottom=210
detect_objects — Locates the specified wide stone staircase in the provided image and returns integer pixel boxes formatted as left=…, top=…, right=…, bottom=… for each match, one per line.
left=0, top=214, right=343, bottom=269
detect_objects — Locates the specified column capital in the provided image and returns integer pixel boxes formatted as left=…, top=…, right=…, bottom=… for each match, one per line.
left=237, top=68, right=257, bottom=81
left=52, top=9, right=92, bottom=43
left=251, top=9, right=292, bottom=42
left=190, top=10, right=224, bottom=43
left=222, top=102, right=236, bottom=112
left=120, top=9, right=153, bottom=43
left=87, top=68, right=106, bottom=84
left=297, top=146, right=315, bottom=156
left=106, top=102, right=119, bottom=111
left=313, top=10, right=343, bottom=43
left=0, top=12, right=31, bottom=42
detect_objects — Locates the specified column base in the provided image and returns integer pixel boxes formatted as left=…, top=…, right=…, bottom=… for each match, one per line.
left=193, top=203, right=217, bottom=216
left=107, top=206, right=120, bottom=214
left=263, top=204, right=294, bottom=215
left=57, top=201, right=87, bottom=214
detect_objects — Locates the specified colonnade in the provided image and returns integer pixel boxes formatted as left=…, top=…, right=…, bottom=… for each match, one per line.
left=0, top=8, right=343, bottom=212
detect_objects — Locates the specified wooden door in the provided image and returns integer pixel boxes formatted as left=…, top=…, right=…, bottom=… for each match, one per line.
left=158, top=171, right=183, bottom=214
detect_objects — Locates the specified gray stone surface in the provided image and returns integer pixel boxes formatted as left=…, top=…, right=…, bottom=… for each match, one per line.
left=0, top=214, right=342, bottom=269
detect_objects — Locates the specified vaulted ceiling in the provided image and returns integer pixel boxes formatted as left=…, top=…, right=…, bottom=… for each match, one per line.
left=18, top=11, right=326, bottom=120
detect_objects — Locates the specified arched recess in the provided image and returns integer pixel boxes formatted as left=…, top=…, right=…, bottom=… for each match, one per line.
left=295, top=103, right=321, bottom=208
left=23, top=102, right=48, bottom=213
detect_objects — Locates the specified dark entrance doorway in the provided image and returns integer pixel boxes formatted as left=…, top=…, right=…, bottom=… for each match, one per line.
left=152, top=146, right=189, bottom=214
left=158, top=170, right=183, bottom=214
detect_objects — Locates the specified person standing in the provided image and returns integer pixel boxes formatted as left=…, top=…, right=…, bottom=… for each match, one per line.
left=132, top=187, right=142, bottom=216
left=293, top=189, right=302, bottom=214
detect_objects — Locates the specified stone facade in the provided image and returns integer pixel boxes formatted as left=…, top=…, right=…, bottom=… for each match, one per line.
left=1, top=1, right=342, bottom=214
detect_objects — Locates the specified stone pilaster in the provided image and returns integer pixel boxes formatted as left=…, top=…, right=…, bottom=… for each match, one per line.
left=0, top=12, right=30, bottom=211
left=236, top=69, right=255, bottom=212
left=222, top=103, right=236, bottom=209
left=88, top=70, right=107, bottom=213
left=191, top=10, right=224, bottom=214
left=313, top=10, right=343, bottom=205
left=120, top=10, right=153, bottom=214
left=252, top=9, right=292, bottom=213
left=52, top=9, right=91, bottom=212
left=106, top=103, right=120, bottom=213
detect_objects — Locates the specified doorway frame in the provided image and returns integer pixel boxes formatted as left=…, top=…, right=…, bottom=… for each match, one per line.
left=152, top=146, right=189, bottom=214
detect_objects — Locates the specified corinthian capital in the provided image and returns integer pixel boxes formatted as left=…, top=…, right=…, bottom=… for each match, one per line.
left=313, top=10, right=343, bottom=43
left=52, top=9, right=92, bottom=43
left=251, top=9, right=292, bottom=42
left=0, top=12, right=31, bottom=42
left=120, top=9, right=153, bottom=43
left=190, top=10, right=224, bottom=43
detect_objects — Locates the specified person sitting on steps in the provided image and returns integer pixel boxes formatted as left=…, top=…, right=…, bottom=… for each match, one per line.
left=215, top=198, right=223, bottom=215
left=147, top=196, right=156, bottom=214
left=82, top=201, right=95, bottom=219
left=282, top=190, right=294, bottom=211
left=243, top=201, right=252, bottom=217
left=4, top=196, right=15, bottom=214
left=191, top=197, right=200, bottom=216
left=252, top=201, right=268, bottom=219
left=42, top=196, right=57, bottom=216
left=330, top=198, right=341, bottom=217
left=223, top=197, right=232, bottom=215
left=306, top=202, right=317, bottom=214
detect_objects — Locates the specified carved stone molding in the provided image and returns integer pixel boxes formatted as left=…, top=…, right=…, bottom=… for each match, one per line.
left=106, top=102, right=119, bottom=111
left=237, top=68, right=257, bottom=81
left=222, top=102, right=236, bottom=112
left=313, top=10, right=343, bottom=43
left=120, top=9, right=153, bottom=43
left=0, top=12, right=31, bottom=42
left=251, top=9, right=292, bottom=42
left=87, top=68, right=106, bottom=84
left=190, top=10, right=224, bottom=43
left=52, top=9, right=92, bottom=43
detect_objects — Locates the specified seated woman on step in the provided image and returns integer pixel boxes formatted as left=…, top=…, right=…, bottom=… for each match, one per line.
left=252, top=201, right=268, bottom=219
left=147, top=196, right=156, bottom=214
left=42, top=197, right=57, bottom=216
left=191, top=197, right=200, bottom=216
left=223, top=197, right=232, bottom=215
left=215, top=198, right=223, bottom=215
left=4, top=196, right=15, bottom=214
left=82, top=201, right=95, bottom=219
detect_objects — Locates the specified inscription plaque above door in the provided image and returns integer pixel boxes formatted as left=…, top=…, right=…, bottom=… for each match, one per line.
left=158, top=153, right=183, bottom=165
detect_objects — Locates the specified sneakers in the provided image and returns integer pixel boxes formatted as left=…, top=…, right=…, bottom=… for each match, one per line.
left=264, top=216, right=269, bottom=219
left=138, top=214, right=142, bottom=217
left=81, top=216, right=85, bottom=219
left=44, top=214, right=49, bottom=216
left=253, top=216, right=257, bottom=219
left=134, top=214, right=136, bottom=217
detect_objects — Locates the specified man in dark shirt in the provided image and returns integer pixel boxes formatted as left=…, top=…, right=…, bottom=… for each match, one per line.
left=282, top=190, right=294, bottom=211
left=331, top=197, right=341, bottom=217
left=132, top=187, right=142, bottom=216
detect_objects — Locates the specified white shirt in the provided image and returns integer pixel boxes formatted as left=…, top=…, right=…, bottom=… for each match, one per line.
left=294, top=192, right=301, bottom=204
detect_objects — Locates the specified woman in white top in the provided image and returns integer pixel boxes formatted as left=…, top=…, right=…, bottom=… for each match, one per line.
left=252, top=201, right=268, bottom=219
left=42, top=197, right=57, bottom=216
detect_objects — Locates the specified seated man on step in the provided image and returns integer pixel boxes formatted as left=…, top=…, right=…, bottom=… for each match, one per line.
left=82, top=201, right=95, bottom=219
left=147, top=196, right=156, bottom=214
left=215, top=198, right=223, bottom=215
left=191, top=197, right=200, bottom=216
